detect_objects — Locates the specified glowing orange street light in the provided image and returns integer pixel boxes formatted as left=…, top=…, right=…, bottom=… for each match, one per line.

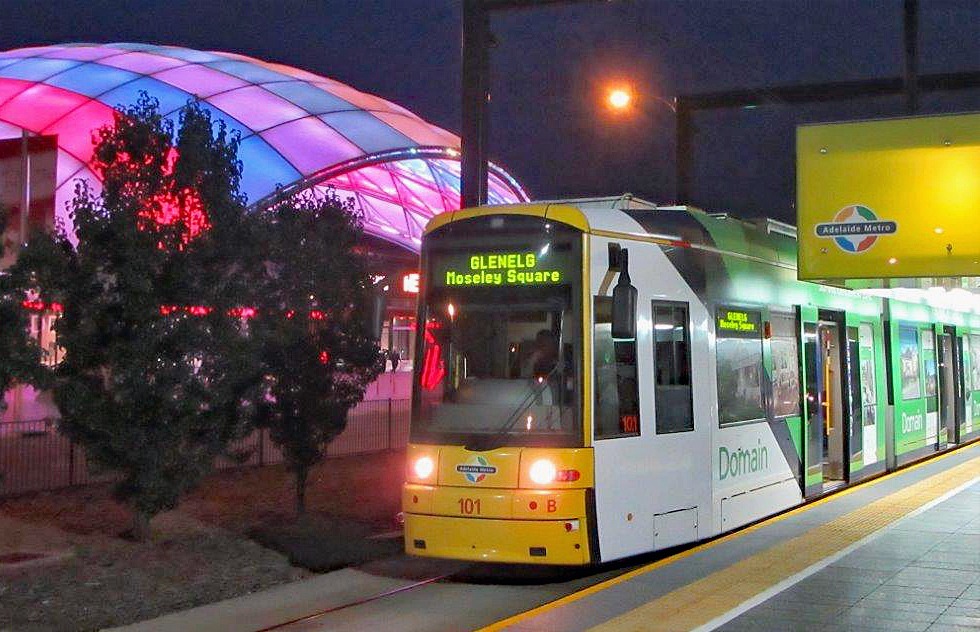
left=605, top=85, right=677, bottom=115
left=608, top=87, right=632, bottom=110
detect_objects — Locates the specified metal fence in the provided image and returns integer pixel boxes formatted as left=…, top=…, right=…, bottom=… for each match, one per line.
left=0, top=398, right=411, bottom=497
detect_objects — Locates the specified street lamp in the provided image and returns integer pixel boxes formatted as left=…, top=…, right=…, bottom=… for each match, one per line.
left=606, top=86, right=676, bottom=114
left=608, top=87, right=632, bottom=110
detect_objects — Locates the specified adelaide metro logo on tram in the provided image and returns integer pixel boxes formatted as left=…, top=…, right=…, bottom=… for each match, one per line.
left=815, top=205, right=897, bottom=253
left=456, top=456, right=497, bottom=483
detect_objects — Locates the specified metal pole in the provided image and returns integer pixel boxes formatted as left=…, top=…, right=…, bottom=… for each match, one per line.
left=675, top=99, right=692, bottom=205
left=903, top=0, right=919, bottom=114
left=461, top=0, right=491, bottom=209
left=19, top=131, right=30, bottom=244
left=387, top=398, right=393, bottom=450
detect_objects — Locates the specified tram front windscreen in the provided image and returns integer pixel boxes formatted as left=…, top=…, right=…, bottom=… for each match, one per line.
left=410, top=216, right=583, bottom=449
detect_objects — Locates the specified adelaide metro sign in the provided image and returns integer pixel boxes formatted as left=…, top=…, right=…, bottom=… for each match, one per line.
left=797, top=112, right=980, bottom=281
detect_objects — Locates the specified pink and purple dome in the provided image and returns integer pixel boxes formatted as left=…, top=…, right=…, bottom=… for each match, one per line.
left=0, top=43, right=528, bottom=251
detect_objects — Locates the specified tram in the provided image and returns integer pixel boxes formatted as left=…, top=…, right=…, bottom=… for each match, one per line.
left=402, top=196, right=980, bottom=565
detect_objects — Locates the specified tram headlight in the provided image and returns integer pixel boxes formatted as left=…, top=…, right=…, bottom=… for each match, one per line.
left=414, top=456, right=435, bottom=480
left=529, top=459, right=557, bottom=485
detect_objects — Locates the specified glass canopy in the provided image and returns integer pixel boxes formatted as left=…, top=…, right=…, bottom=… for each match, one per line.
left=0, top=43, right=528, bottom=251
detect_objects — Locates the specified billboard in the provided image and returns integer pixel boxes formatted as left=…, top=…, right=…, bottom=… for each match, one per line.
left=797, top=113, right=980, bottom=280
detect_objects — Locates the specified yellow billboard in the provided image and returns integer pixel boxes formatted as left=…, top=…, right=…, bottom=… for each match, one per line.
left=797, top=113, right=980, bottom=280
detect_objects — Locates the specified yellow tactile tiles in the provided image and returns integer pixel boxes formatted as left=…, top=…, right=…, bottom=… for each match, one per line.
left=590, top=455, right=980, bottom=632
left=481, top=449, right=980, bottom=632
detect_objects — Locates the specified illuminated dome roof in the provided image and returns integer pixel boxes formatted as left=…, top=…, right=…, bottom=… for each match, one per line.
left=0, top=43, right=527, bottom=251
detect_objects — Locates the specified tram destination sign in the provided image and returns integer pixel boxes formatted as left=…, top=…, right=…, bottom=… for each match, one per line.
left=430, top=248, right=570, bottom=288
left=716, top=307, right=761, bottom=338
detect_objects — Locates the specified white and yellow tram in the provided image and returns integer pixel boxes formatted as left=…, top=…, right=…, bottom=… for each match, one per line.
left=402, top=197, right=980, bottom=565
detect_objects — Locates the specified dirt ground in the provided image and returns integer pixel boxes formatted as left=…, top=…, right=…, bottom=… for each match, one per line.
left=0, top=449, right=406, bottom=631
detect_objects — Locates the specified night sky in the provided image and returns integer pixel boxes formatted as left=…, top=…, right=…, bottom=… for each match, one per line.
left=1, top=0, right=978, bottom=224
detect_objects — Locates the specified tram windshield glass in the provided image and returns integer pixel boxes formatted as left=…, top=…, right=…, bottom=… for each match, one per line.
left=411, top=216, right=583, bottom=448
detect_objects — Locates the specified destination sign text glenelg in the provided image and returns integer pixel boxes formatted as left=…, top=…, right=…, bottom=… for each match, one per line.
left=439, top=251, right=564, bottom=287
left=716, top=308, right=762, bottom=338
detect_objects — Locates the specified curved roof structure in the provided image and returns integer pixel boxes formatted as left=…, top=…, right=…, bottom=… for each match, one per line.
left=0, top=43, right=527, bottom=251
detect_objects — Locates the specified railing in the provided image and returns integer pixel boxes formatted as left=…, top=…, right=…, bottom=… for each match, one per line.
left=0, top=399, right=411, bottom=497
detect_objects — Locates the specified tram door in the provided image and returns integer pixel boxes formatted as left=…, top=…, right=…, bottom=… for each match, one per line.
left=804, top=310, right=849, bottom=496
left=938, top=326, right=961, bottom=447
left=818, top=322, right=846, bottom=484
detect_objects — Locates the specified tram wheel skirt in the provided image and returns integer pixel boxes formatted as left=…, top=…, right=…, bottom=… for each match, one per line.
left=404, top=513, right=590, bottom=565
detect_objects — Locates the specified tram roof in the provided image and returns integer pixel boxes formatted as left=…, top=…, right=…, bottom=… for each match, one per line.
left=426, top=196, right=980, bottom=313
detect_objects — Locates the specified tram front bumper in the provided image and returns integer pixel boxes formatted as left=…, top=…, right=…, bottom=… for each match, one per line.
left=403, top=513, right=591, bottom=565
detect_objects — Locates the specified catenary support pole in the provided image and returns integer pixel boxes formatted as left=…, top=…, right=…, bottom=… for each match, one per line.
left=461, top=0, right=490, bottom=209
left=904, top=0, right=919, bottom=114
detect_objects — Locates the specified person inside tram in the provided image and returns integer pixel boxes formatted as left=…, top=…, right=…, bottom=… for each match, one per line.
left=524, top=329, right=564, bottom=429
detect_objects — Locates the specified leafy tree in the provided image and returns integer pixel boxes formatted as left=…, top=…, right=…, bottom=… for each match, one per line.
left=0, top=206, right=44, bottom=412
left=250, top=192, right=384, bottom=515
left=13, top=95, right=262, bottom=540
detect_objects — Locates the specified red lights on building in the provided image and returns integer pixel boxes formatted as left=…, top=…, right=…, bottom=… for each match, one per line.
left=158, top=305, right=214, bottom=316
left=152, top=305, right=334, bottom=321
left=21, top=299, right=62, bottom=313
left=227, top=307, right=257, bottom=319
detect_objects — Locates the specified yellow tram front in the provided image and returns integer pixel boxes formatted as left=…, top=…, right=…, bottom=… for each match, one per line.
left=403, top=208, right=595, bottom=565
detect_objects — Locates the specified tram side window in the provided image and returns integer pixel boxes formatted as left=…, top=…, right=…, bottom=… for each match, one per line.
left=770, top=312, right=800, bottom=418
left=969, top=334, right=980, bottom=391
left=922, top=329, right=937, bottom=399
left=716, top=307, right=765, bottom=425
left=898, top=326, right=921, bottom=400
left=594, top=296, right=640, bottom=438
left=652, top=301, right=693, bottom=433
left=858, top=324, right=877, bottom=427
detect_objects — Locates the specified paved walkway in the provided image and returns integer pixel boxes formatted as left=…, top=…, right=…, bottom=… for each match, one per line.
left=492, top=442, right=980, bottom=632
left=715, top=479, right=980, bottom=632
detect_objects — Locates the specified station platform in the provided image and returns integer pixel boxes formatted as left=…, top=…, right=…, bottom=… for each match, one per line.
left=113, top=442, right=979, bottom=632
left=489, top=442, right=980, bottom=632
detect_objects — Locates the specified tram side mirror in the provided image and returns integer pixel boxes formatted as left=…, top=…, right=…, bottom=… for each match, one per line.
left=611, top=248, right=637, bottom=340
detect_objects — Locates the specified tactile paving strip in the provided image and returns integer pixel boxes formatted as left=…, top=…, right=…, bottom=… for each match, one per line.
left=590, top=456, right=980, bottom=632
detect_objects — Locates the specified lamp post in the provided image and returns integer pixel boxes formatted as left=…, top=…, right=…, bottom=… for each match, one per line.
left=604, top=86, right=682, bottom=203
left=460, top=0, right=608, bottom=210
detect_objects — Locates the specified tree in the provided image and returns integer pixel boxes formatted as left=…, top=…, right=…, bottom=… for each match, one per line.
left=0, top=206, right=44, bottom=413
left=13, top=95, right=262, bottom=540
left=250, top=192, right=384, bottom=515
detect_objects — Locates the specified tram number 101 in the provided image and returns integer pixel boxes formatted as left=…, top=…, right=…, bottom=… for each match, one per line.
left=458, top=498, right=482, bottom=515
left=620, top=414, right=639, bottom=433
